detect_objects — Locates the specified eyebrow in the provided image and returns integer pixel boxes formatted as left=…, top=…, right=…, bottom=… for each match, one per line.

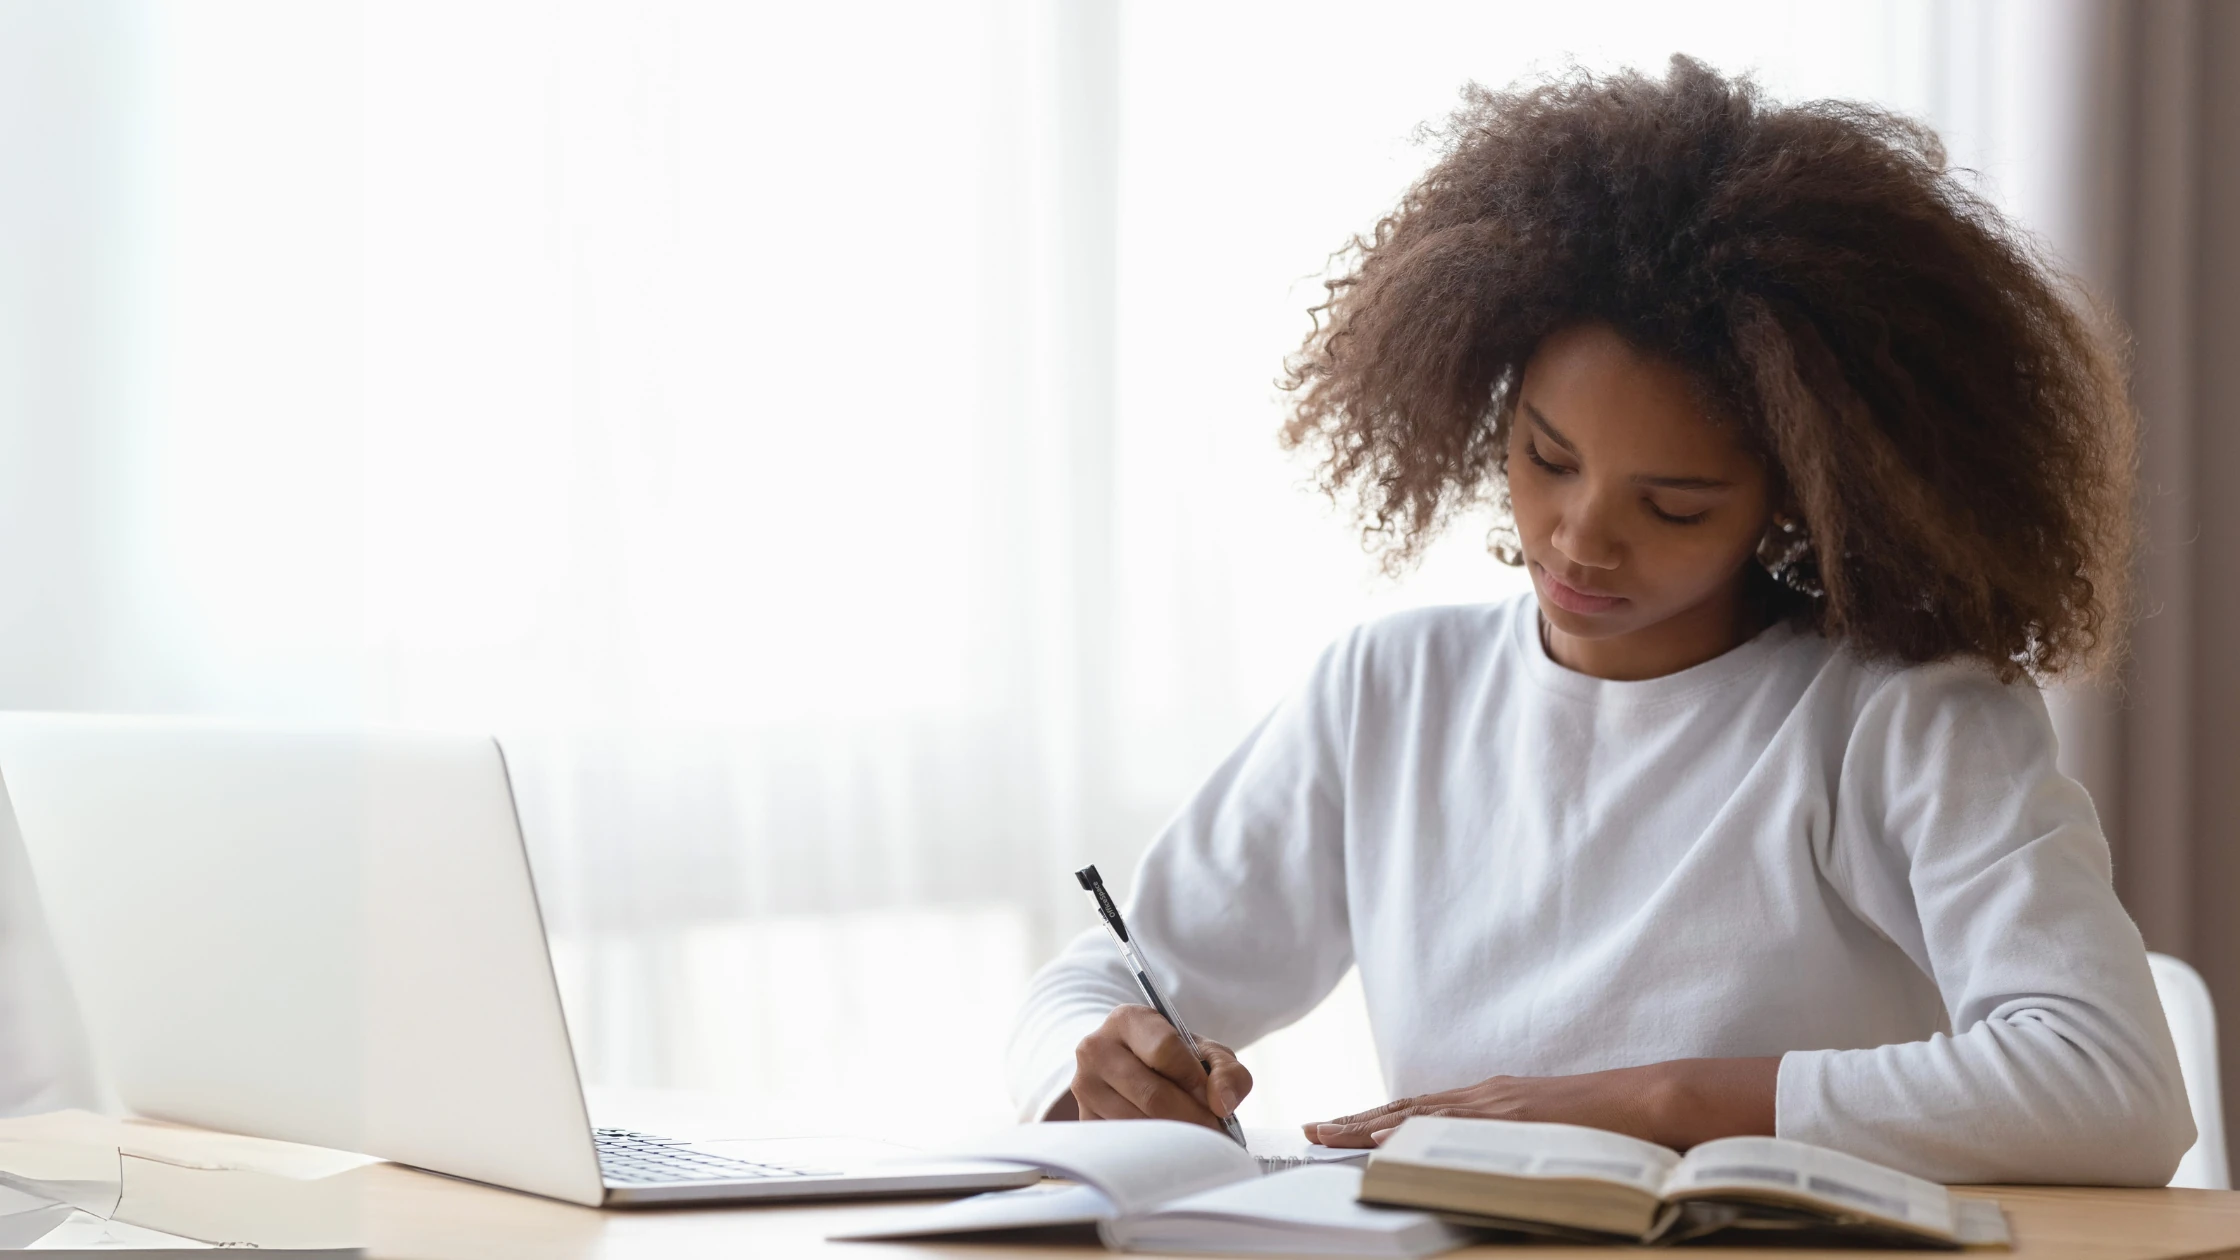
left=1524, top=402, right=1736, bottom=491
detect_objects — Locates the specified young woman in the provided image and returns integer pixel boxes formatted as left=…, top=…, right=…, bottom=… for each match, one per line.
left=1005, top=58, right=2193, bottom=1185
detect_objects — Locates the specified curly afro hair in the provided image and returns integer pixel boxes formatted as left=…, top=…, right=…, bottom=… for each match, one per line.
left=1281, top=56, right=2136, bottom=682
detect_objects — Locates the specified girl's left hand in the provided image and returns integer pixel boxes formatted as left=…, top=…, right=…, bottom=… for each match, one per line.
left=1305, top=1056, right=1777, bottom=1151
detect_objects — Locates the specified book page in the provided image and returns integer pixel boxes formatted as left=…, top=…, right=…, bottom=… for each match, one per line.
left=946, top=1120, right=1260, bottom=1216
left=1952, top=1197, right=2010, bottom=1246
left=1666, top=1136, right=1953, bottom=1239
left=1379, top=1116, right=1681, bottom=1196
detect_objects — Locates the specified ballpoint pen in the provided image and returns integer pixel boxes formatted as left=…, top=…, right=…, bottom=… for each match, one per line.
left=1074, top=864, right=1250, bottom=1148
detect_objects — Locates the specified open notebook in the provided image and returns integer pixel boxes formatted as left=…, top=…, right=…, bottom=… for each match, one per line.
left=829, top=1120, right=1470, bottom=1257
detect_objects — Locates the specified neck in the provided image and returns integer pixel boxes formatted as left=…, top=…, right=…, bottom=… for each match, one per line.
left=1542, top=582, right=1761, bottom=681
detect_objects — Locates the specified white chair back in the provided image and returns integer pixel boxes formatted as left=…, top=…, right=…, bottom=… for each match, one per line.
left=2149, top=951, right=2229, bottom=1189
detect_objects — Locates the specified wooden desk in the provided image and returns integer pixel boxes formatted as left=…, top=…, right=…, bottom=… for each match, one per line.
left=359, top=1163, right=2240, bottom=1260
left=106, top=1091, right=2240, bottom=1259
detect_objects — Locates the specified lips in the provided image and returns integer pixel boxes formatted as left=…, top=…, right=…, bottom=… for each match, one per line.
left=1533, top=563, right=1628, bottom=615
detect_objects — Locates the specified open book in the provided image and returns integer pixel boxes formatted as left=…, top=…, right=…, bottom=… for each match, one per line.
left=1359, top=1116, right=2008, bottom=1248
left=829, top=1120, right=1471, bottom=1257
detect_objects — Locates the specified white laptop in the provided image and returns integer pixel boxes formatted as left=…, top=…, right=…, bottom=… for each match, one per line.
left=0, top=716, right=1038, bottom=1207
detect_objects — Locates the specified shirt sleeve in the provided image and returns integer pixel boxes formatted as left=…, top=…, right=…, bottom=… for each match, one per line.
left=1777, top=664, right=2195, bottom=1184
left=1003, top=634, right=1359, bottom=1122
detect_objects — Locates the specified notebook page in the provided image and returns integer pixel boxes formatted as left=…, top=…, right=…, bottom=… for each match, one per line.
left=947, top=1120, right=1260, bottom=1216
left=1666, top=1136, right=1954, bottom=1238
left=1246, top=1126, right=1372, bottom=1172
left=826, top=1182, right=1114, bottom=1241
left=1108, top=1165, right=1472, bottom=1256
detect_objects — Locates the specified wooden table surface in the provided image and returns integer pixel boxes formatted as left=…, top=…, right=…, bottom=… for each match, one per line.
left=154, top=1089, right=2170, bottom=1258
left=357, top=1164, right=2240, bottom=1260
left=337, top=1090, right=2240, bottom=1260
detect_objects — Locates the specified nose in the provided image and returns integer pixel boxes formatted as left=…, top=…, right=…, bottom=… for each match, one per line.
left=1548, top=496, right=1623, bottom=571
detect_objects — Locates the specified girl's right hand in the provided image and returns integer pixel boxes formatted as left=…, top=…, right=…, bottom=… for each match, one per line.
left=1063, top=1004, right=1252, bottom=1132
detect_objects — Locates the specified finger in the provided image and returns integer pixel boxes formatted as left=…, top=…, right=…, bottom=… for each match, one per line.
left=1313, top=1122, right=1381, bottom=1149
left=1116, top=1012, right=1216, bottom=1106
left=1072, top=1073, right=1148, bottom=1121
left=1326, top=1101, right=1477, bottom=1146
left=1314, top=1099, right=1434, bottom=1147
left=1106, top=1056, right=1226, bottom=1127
left=1085, top=1037, right=1224, bottom=1127
left=1199, top=1041, right=1253, bottom=1117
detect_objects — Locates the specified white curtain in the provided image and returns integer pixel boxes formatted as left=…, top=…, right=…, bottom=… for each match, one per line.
left=2, top=0, right=2097, bottom=1138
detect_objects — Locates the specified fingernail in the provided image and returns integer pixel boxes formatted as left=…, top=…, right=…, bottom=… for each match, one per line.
left=1315, top=1123, right=1341, bottom=1140
left=1371, top=1126, right=1397, bottom=1145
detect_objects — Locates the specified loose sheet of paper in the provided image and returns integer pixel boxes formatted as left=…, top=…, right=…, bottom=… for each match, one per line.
left=0, top=1112, right=377, bottom=1251
left=0, top=1112, right=376, bottom=1181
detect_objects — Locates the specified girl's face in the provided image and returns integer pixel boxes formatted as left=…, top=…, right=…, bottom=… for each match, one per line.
left=1506, top=323, right=1775, bottom=681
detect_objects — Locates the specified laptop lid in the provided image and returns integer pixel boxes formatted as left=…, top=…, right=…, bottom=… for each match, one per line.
left=0, top=716, right=607, bottom=1207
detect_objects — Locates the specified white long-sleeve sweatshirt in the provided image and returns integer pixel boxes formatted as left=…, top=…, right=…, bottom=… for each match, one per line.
left=1008, top=596, right=2194, bottom=1185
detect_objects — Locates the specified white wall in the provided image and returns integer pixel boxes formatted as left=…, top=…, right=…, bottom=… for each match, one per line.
left=0, top=0, right=2102, bottom=1139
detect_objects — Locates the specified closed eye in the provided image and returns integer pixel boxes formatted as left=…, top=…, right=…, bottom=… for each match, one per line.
left=1524, top=443, right=1573, bottom=475
left=1524, top=429, right=1714, bottom=524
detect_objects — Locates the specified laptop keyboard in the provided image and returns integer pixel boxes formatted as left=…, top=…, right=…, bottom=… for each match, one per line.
left=594, top=1128, right=842, bottom=1185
